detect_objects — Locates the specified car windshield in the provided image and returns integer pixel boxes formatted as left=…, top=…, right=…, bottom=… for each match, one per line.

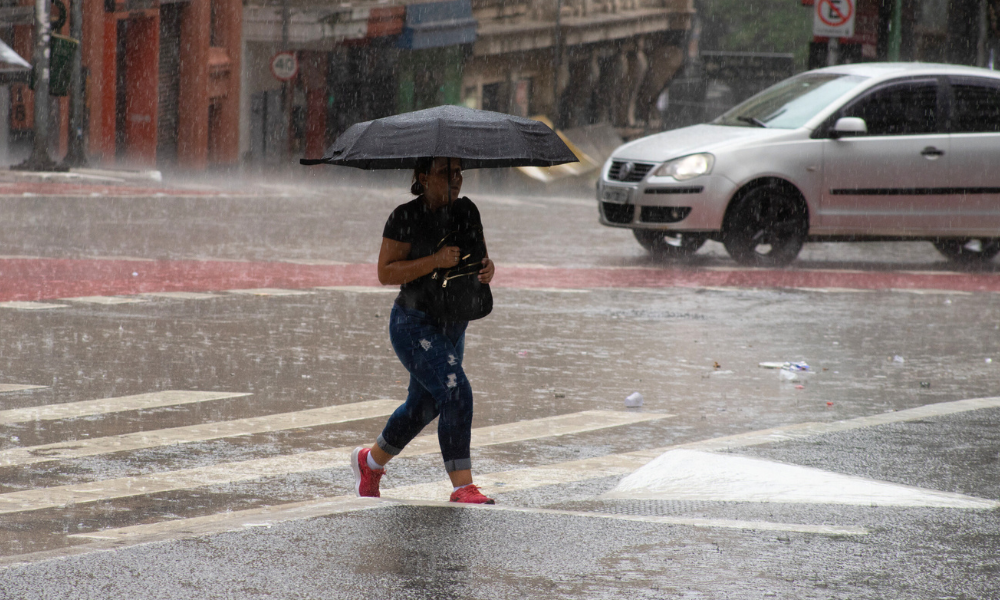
left=713, top=73, right=868, bottom=129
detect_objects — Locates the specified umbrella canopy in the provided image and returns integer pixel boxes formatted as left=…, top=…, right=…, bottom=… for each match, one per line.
left=300, top=105, right=579, bottom=170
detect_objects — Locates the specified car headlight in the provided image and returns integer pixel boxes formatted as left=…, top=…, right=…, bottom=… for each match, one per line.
left=652, top=153, right=715, bottom=181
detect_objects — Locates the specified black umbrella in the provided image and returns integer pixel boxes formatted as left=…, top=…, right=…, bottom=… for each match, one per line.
left=300, top=105, right=578, bottom=169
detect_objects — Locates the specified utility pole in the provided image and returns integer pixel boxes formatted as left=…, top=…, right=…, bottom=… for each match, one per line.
left=282, top=0, right=291, bottom=162
left=14, top=0, right=59, bottom=171
left=887, top=0, right=902, bottom=61
left=550, top=0, right=563, bottom=127
left=61, top=0, right=86, bottom=167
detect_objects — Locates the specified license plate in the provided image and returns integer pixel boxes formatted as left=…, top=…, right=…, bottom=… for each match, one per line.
left=602, top=188, right=630, bottom=203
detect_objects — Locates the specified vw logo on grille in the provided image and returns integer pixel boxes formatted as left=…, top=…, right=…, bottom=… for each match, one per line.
left=619, top=161, right=635, bottom=181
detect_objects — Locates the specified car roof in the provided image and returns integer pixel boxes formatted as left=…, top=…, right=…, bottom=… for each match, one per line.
left=805, top=62, right=1000, bottom=82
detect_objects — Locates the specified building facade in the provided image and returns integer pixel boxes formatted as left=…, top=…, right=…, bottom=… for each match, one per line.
left=1, top=0, right=242, bottom=169
left=241, top=0, right=694, bottom=163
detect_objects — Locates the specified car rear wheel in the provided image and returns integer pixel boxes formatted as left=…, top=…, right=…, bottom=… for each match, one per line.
left=933, top=238, right=1000, bottom=264
left=722, top=183, right=807, bottom=267
left=633, top=230, right=706, bottom=257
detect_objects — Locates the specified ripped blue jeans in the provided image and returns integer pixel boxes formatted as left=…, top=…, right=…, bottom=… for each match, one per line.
left=377, top=304, right=473, bottom=473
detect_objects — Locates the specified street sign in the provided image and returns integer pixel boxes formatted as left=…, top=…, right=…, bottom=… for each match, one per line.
left=270, top=51, right=298, bottom=82
left=813, top=0, right=855, bottom=38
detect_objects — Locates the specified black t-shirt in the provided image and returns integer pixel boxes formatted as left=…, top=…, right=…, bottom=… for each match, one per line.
left=382, top=196, right=483, bottom=314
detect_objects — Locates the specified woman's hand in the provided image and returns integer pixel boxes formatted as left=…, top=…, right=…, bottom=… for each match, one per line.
left=478, top=257, right=495, bottom=284
left=434, top=245, right=461, bottom=269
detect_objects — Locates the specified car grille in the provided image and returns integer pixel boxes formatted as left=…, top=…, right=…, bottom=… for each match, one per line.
left=640, top=206, right=691, bottom=223
left=608, top=161, right=654, bottom=183
left=601, top=202, right=634, bottom=224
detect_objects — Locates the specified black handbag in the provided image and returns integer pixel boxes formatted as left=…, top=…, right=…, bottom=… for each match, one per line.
left=427, top=199, right=493, bottom=322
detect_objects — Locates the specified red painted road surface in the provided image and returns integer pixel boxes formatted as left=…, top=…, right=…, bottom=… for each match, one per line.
left=1, top=257, right=999, bottom=303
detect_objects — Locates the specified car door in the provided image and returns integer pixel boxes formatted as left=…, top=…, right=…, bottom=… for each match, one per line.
left=820, top=78, right=951, bottom=234
left=945, top=76, right=1000, bottom=234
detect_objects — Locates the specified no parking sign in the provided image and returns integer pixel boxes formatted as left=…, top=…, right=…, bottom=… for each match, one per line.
left=813, top=0, right=855, bottom=38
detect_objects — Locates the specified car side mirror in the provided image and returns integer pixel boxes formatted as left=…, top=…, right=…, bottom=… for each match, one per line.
left=831, top=117, right=867, bottom=139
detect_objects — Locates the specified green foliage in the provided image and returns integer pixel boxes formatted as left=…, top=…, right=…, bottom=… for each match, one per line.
left=698, top=0, right=815, bottom=70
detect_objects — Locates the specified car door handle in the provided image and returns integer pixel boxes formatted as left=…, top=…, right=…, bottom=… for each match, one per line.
left=921, top=146, right=945, bottom=157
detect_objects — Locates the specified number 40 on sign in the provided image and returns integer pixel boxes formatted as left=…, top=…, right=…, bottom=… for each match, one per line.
left=270, top=52, right=298, bottom=82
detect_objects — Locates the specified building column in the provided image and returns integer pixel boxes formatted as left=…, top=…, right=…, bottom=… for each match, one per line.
left=178, top=0, right=210, bottom=169
left=123, top=15, right=160, bottom=166
left=215, top=0, right=242, bottom=165
left=627, top=38, right=648, bottom=126
left=82, top=0, right=111, bottom=162
left=300, top=51, right=328, bottom=161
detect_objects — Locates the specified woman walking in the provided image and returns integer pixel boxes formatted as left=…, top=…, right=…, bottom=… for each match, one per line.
left=351, top=156, right=496, bottom=504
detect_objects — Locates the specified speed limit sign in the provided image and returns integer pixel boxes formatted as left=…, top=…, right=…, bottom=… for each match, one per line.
left=270, top=52, right=298, bottom=82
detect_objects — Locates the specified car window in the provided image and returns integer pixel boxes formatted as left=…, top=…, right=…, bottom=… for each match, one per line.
left=950, top=78, right=1000, bottom=133
left=713, top=73, right=867, bottom=129
left=841, top=80, right=939, bottom=136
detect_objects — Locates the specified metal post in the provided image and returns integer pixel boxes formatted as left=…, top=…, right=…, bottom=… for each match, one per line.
left=826, top=37, right=840, bottom=66
left=14, top=0, right=59, bottom=171
left=281, top=0, right=291, bottom=162
left=550, top=0, right=562, bottom=127
left=62, top=0, right=86, bottom=167
left=977, top=0, right=988, bottom=67
left=887, top=0, right=902, bottom=61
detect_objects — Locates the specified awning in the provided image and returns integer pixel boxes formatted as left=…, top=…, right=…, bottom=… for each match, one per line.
left=397, top=0, right=476, bottom=50
left=0, top=39, right=30, bottom=84
left=244, top=5, right=404, bottom=46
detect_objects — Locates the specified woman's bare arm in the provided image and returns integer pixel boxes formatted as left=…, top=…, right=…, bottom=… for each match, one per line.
left=377, top=237, right=460, bottom=286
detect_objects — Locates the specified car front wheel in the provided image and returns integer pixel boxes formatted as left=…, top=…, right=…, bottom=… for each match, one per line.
left=633, top=230, right=706, bottom=257
left=933, top=238, right=1000, bottom=264
left=722, top=183, right=807, bottom=267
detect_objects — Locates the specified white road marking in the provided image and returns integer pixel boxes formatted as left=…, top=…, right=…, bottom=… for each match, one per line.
left=61, top=296, right=147, bottom=305
left=419, top=502, right=868, bottom=536
left=314, top=286, right=396, bottom=293
left=67, top=496, right=863, bottom=550
left=0, top=384, right=46, bottom=393
left=33, top=395, right=1000, bottom=559
left=795, top=287, right=873, bottom=294
left=601, top=449, right=999, bottom=509
left=513, top=288, right=591, bottom=294
left=0, top=390, right=251, bottom=426
left=669, top=396, right=1000, bottom=452
left=889, top=288, right=972, bottom=295
left=283, top=259, right=351, bottom=266
left=0, top=399, right=402, bottom=467
left=225, top=288, right=314, bottom=296
left=0, top=410, right=671, bottom=515
left=0, top=301, right=69, bottom=310
left=141, top=292, right=221, bottom=300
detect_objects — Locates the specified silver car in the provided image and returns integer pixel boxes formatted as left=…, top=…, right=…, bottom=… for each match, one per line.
left=597, top=63, right=1000, bottom=266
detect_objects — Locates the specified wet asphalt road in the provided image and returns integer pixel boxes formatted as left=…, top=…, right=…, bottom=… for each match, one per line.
left=0, top=171, right=998, bottom=599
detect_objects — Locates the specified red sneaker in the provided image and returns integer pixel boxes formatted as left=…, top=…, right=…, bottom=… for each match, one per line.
left=351, top=447, right=384, bottom=498
left=449, top=484, right=495, bottom=505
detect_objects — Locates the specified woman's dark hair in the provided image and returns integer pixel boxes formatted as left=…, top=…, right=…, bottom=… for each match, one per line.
left=410, top=157, right=434, bottom=196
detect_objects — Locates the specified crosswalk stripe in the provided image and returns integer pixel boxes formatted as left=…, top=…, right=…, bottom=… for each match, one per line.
left=225, top=289, right=313, bottom=296
left=665, top=396, right=1000, bottom=453
left=0, top=384, right=46, bottom=394
left=0, top=391, right=251, bottom=426
left=0, top=410, right=670, bottom=515
left=67, top=496, right=864, bottom=548
left=0, top=399, right=402, bottom=467
left=0, top=301, right=69, bottom=310
left=54, top=396, right=1000, bottom=552
left=141, top=292, right=220, bottom=300
left=61, top=296, right=147, bottom=305
left=314, top=286, right=396, bottom=293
